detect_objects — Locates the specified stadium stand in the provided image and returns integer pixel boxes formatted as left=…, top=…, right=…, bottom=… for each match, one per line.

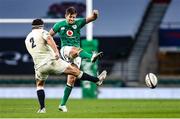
left=127, top=0, right=171, bottom=85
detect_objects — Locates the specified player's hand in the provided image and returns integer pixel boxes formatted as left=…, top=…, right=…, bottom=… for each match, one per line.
left=93, top=10, right=99, bottom=18
left=54, top=52, right=60, bottom=60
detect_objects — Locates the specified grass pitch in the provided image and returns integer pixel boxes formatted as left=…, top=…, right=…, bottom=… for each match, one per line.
left=0, top=99, right=180, bottom=118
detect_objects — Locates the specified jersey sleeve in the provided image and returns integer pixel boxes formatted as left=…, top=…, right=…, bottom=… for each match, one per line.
left=52, top=22, right=61, bottom=33
left=42, top=30, right=50, bottom=40
left=77, top=18, right=86, bottom=28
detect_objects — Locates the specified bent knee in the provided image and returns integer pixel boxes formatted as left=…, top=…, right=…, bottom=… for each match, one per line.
left=69, top=47, right=81, bottom=58
left=69, top=48, right=78, bottom=58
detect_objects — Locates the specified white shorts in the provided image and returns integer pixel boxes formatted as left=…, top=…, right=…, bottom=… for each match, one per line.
left=35, top=58, right=70, bottom=81
left=60, top=46, right=81, bottom=68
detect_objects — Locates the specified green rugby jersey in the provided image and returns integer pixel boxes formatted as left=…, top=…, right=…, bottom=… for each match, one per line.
left=53, top=18, right=86, bottom=47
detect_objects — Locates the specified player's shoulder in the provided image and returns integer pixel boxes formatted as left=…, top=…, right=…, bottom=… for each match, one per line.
left=55, top=20, right=66, bottom=26
left=26, top=31, right=33, bottom=38
left=42, top=30, right=50, bottom=37
left=25, top=31, right=33, bottom=42
left=75, top=18, right=86, bottom=24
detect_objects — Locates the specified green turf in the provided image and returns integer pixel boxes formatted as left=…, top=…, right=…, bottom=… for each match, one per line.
left=0, top=99, right=180, bottom=118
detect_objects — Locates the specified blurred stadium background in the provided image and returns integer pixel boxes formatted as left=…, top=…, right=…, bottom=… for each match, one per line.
left=0, top=0, right=180, bottom=99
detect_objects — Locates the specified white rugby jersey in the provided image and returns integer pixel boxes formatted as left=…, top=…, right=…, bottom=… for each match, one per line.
left=25, top=29, right=54, bottom=68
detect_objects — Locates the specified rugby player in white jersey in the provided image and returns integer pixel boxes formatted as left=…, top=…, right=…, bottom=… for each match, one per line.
left=25, top=19, right=106, bottom=113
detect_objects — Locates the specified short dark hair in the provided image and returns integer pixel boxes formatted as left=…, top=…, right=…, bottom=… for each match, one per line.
left=66, top=7, right=77, bottom=15
left=32, top=19, right=44, bottom=28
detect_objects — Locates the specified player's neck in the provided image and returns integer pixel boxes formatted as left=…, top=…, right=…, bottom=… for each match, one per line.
left=66, top=20, right=74, bottom=25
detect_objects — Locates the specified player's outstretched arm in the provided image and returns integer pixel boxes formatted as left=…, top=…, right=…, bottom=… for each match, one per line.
left=86, top=10, right=99, bottom=24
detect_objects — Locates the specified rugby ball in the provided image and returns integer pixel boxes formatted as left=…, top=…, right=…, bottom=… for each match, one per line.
left=145, top=73, right=158, bottom=89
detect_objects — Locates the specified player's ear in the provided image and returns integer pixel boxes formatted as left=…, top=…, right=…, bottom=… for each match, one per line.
left=65, top=14, right=68, bottom=18
left=74, top=13, right=77, bottom=18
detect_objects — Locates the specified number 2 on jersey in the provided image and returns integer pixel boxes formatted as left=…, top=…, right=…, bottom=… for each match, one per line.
left=30, top=37, right=36, bottom=48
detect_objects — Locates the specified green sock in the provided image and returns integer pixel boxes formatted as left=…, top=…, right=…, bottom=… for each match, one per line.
left=79, top=50, right=92, bottom=59
left=60, top=84, right=73, bottom=106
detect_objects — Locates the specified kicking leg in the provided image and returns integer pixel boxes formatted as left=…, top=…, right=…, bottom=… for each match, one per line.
left=64, top=65, right=107, bottom=86
left=77, top=70, right=107, bottom=86
left=69, top=47, right=103, bottom=63
left=78, top=49, right=103, bottom=63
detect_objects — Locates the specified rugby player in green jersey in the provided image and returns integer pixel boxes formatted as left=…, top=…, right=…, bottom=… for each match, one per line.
left=49, top=7, right=103, bottom=112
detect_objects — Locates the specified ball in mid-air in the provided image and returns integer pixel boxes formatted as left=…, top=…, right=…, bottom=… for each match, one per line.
left=145, top=73, right=158, bottom=89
